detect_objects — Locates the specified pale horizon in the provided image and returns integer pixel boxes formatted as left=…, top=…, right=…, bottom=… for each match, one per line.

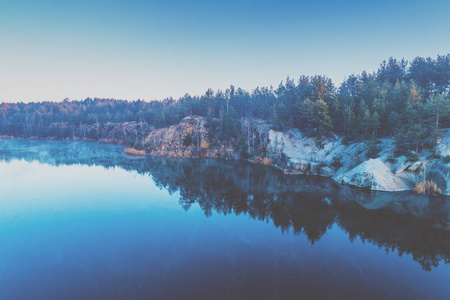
left=1, top=0, right=449, bottom=103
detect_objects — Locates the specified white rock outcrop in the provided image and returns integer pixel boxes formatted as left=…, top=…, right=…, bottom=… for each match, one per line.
left=334, top=158, right=409, bottom=191
left=266, top=128, right=450, bottom=193
left=268, top=129, right=366, bottom=177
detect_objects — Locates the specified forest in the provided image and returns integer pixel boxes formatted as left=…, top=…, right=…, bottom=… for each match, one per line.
left=0, top=54, right=449, bottom=155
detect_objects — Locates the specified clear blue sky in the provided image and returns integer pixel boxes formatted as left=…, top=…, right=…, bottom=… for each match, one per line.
left=1, top=0, right=449, bottom=102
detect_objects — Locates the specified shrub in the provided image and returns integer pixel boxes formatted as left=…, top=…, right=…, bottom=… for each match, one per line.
left=183, top=133, right=193, bottom=146
left=387, top=154, right=396, bottom=164
left=414, top=181, right=441, bottom=195
left=444, top=155, right=450, bottom=164
left=406, top=151, right=419, bottom=162
left=427, top=154, right=441, bottom=160
left=342, top=136, right=351, bottom=145
left=331, top=156, right=343, bottom=169
left=365, top=139, right=380, bottom=159
left=431, top=153, right=441, bottom=159
left=351, top=154, right=363, bottom=168
left=205, top=118, right=219, bottom=143
left=238, top=137, right=252, bottom=159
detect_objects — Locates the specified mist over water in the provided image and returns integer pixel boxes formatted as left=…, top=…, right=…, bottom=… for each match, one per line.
left=0, top=140, right=449, bottom=300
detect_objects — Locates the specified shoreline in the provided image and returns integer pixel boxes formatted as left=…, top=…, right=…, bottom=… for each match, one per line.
left=0, top=135, right=447, bottom=196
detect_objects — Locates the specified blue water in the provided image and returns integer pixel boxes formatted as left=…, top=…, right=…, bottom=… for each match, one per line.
left=0, top=140, right=449, bottom=299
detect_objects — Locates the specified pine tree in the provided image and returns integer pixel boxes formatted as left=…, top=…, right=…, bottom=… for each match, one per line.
left=313, top=99, right=332, bottom=137
left=408, top=80, right=422, bottom=107
left=222, top=106, right=239, bottom=138
left=297, top=97, right=314, bottom=131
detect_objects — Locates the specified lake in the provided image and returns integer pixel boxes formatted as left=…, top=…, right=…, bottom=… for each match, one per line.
left=0, top=139, right=449, bottom=299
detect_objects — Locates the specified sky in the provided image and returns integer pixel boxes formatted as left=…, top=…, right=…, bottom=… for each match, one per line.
left=0, top=0, right=449, bottom=103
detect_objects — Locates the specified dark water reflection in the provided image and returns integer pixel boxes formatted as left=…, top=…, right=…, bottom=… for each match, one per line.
left=0, top=139, right=449, bottom=299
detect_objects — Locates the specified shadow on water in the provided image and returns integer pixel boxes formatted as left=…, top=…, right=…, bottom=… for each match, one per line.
left=1, top=139, right=449, bottom=271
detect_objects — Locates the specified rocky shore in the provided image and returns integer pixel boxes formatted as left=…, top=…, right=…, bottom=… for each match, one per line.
left=131, top=115, right=450, bottom=195
left=3, top=115, right=450, bottom=194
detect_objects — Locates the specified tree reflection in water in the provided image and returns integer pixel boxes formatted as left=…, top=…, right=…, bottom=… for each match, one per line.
left=1, top=139, right=449, bottom=271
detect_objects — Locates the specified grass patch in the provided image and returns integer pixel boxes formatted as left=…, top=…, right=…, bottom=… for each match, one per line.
left=124, top=147, right=146, bottom=156
left=254, top=157, right=273, bottom=166
left=414, top=181, right=441, bottom=195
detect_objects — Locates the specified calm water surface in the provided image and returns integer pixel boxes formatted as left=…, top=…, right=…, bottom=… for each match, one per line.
left=0, top=140, right=449, bottom=299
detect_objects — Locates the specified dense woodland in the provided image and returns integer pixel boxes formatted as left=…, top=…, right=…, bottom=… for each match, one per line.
left=1, top=54, right=449, bottom=155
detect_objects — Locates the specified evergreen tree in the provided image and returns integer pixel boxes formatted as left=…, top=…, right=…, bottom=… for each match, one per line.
left=313, top=99, right=332, bottom=136
left=222, top=106, right=239, bottom=138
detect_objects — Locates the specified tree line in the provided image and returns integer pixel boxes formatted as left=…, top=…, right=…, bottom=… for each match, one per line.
left=0, top=54, right=449, bottom=155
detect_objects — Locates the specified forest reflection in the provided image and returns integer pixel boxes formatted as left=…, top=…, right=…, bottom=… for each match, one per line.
left=1, top=139, right=449, bottom=271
